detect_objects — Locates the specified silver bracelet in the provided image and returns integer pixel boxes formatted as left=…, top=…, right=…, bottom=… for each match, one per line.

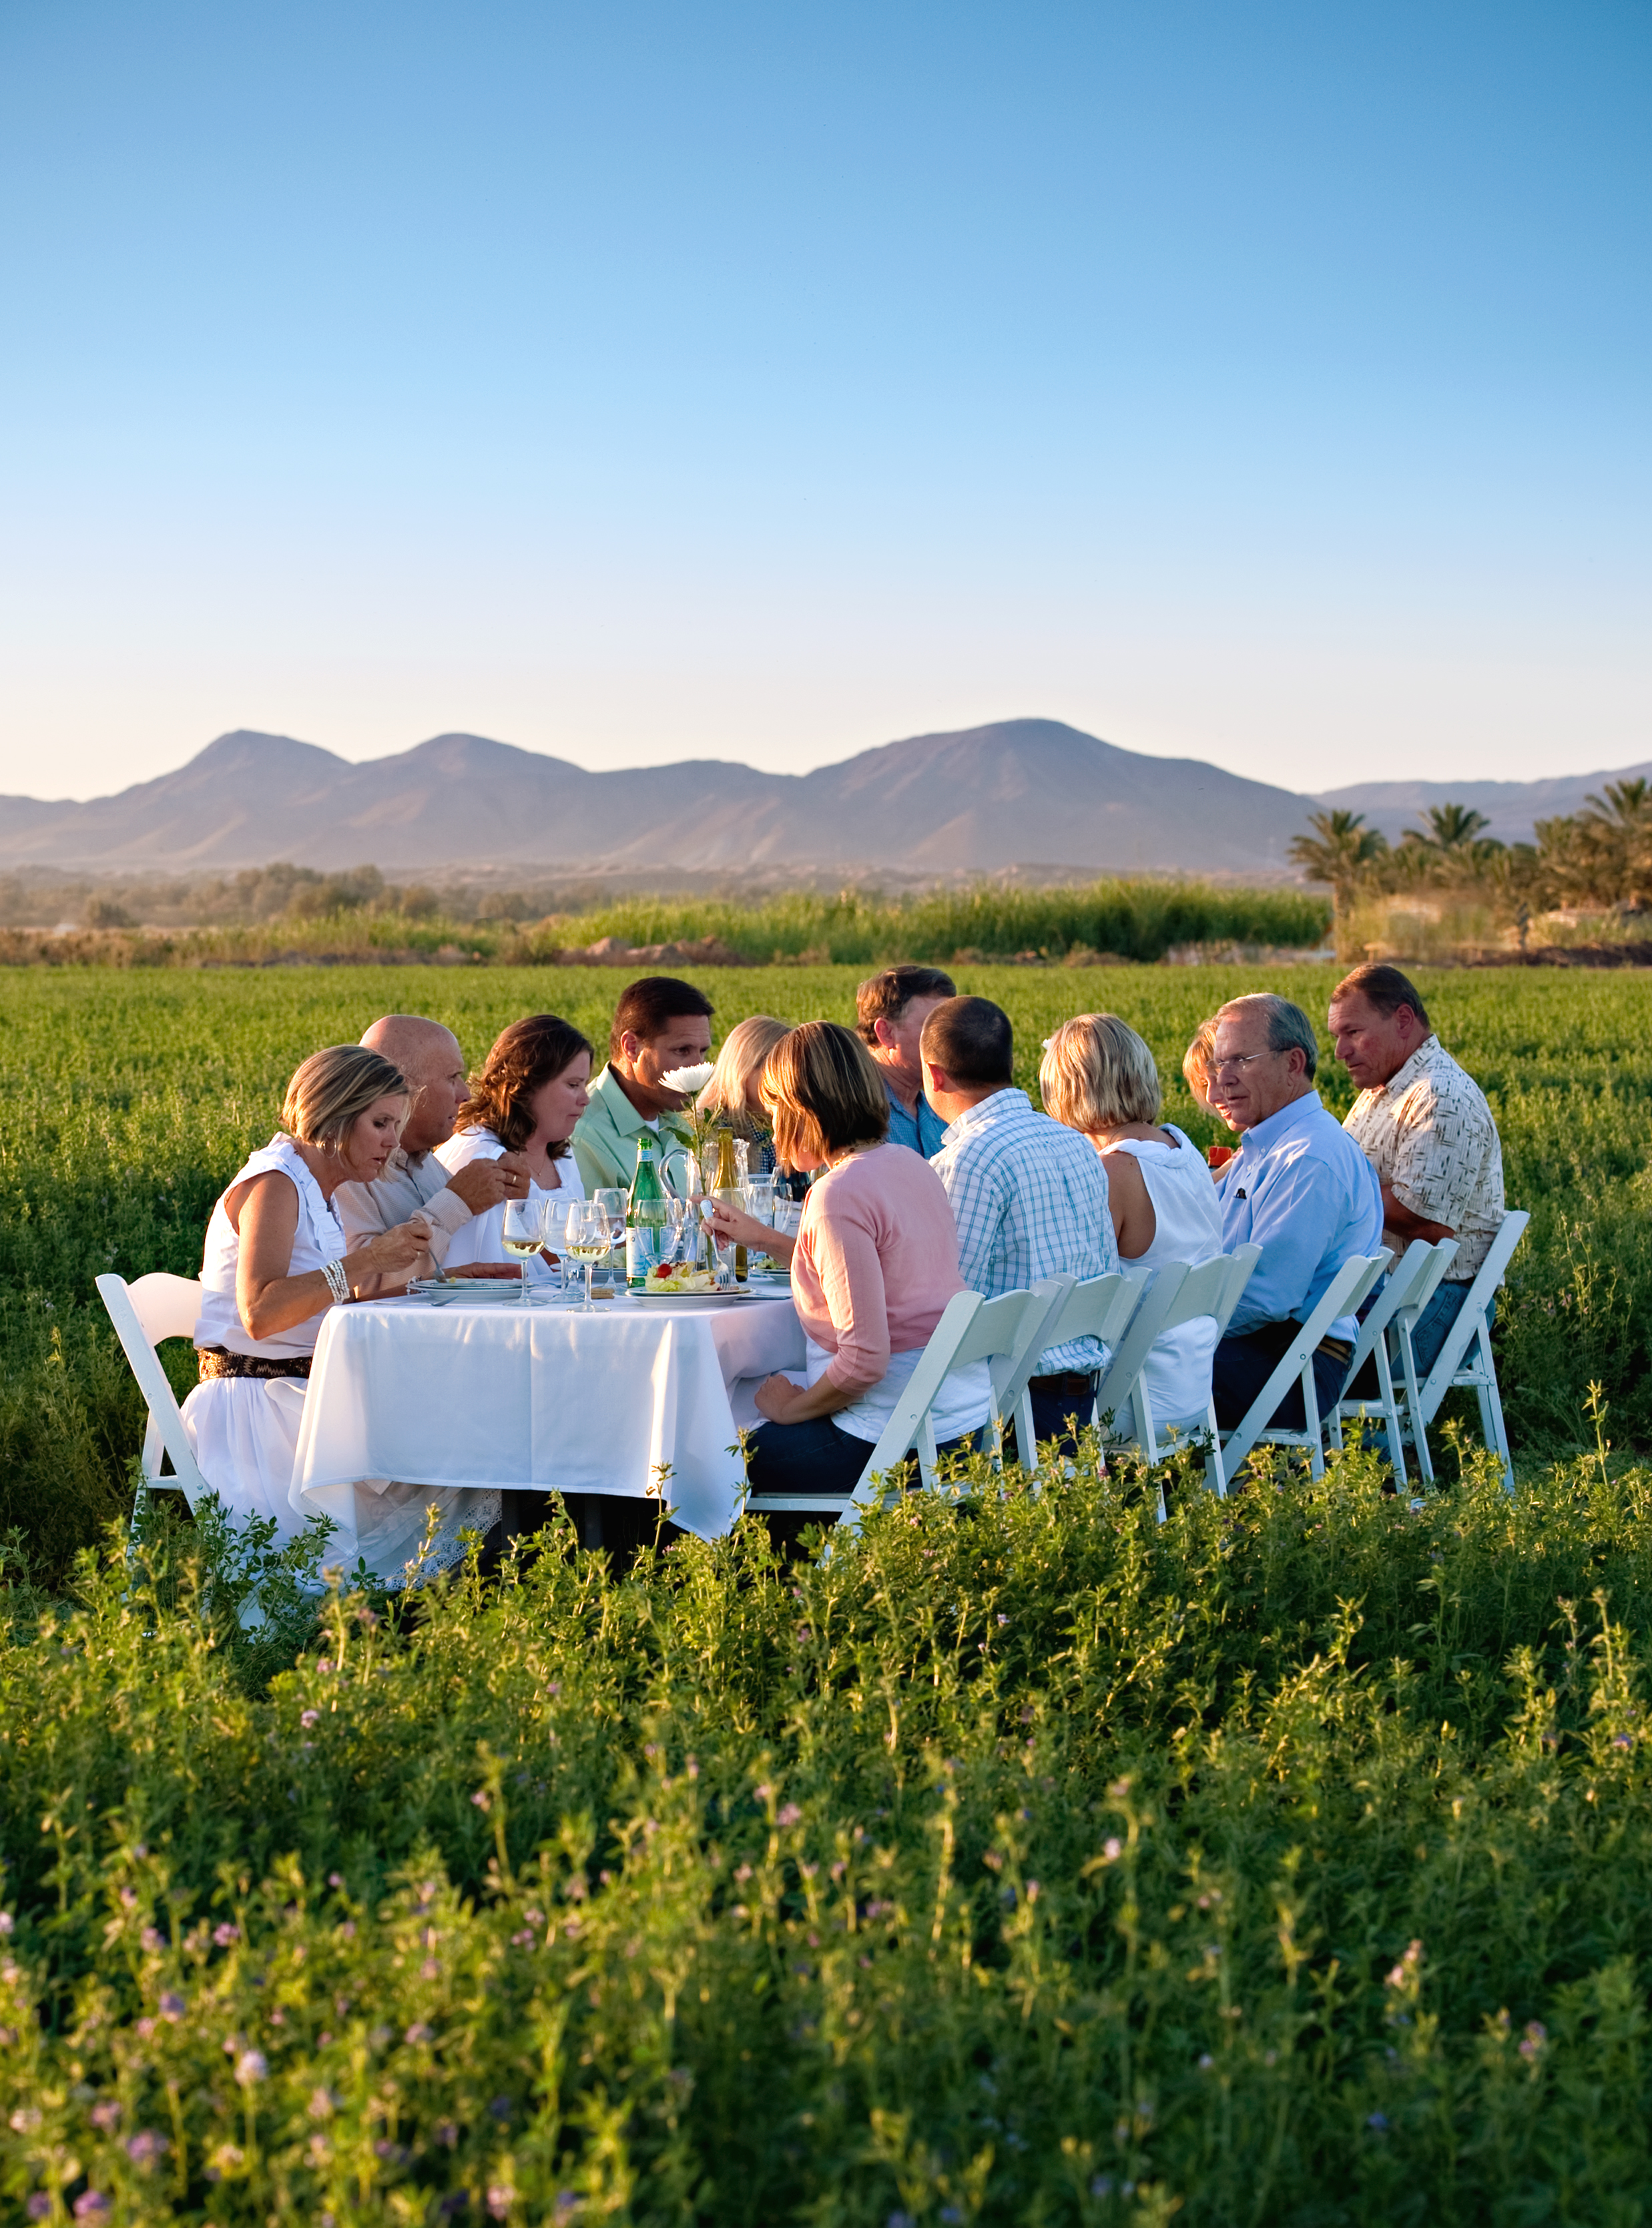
left=322, top=1258, right=350, bottom=1305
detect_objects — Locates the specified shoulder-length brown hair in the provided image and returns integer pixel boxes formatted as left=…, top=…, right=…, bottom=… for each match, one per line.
left=457, top=1014, right=593, bottom=1157
left=761, top=1020, right=888, bottom=1165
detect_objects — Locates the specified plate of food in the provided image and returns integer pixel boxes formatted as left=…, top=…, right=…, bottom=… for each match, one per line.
left=631, top=1264, right=757, bottom=1300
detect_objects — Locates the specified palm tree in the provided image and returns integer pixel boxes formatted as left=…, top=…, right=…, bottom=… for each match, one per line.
left=1409, top=802, right=1492, bottom=853
left=1584, top=777, right=1651, bottom=828
left=1288, top=810, right=1388, bottom=920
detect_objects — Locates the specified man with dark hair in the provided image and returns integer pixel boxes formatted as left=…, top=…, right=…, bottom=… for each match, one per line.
left=1330, top=962, right=1504, bottom=1376
left=572, top=975, right=715, bottom=1192
left=855, top=964, right=956, bottom=1157
left=923, top=997, right=1117, bottom=1450
left=1211, top=993, right=1384, bottom=1431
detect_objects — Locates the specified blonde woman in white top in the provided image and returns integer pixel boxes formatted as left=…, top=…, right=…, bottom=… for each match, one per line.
left=184, top=1046, right=429, bottom=1544
left=1041, top=1013, right=1225, bottom=1429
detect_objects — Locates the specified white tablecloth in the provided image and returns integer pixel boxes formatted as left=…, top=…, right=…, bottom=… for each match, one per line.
left=291, top=1290, right=804, bottom=1551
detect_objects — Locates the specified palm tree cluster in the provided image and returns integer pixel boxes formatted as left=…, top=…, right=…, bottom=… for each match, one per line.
left=1290, top=779, right=1652, bottom=934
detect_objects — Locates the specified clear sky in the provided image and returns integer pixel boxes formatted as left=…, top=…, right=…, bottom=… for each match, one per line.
left=1, top=0, right=1647, bottom=800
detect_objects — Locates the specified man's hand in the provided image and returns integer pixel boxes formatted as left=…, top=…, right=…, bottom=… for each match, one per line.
left=443, top=1153, right=533, bottom=1215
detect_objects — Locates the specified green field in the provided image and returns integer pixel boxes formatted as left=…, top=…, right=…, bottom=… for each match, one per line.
left=6, top=964, right=1652, bottom=2224
left=2, top=962, right=1648, bottom=1575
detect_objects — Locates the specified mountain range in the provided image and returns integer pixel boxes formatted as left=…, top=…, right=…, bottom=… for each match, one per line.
left=0, top=720, right=1643, bottom=876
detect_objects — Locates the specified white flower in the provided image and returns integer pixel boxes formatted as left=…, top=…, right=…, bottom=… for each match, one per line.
left=661, top=1064, right=715, bottom=1095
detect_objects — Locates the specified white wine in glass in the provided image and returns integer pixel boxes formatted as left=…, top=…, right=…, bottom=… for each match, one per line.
left=501, top=1195, right=545, bottom=1306
left=564, top=1203, right=615, bottom=1313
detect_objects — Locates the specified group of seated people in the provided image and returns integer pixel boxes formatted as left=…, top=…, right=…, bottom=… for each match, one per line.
left=180, top=955, right=1506, bottom=1557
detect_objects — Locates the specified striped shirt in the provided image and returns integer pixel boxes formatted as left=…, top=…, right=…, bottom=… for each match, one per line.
left=931, top=1089, right=1119, bottom=1373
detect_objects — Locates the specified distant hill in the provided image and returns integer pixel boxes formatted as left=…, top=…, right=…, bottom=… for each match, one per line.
left=1314, top=764, right=1652, bottom=847
left=0, top=720, right=1314, bottom=874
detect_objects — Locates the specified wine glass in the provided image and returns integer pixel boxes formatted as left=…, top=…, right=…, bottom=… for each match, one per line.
left=565, top=1201, right=615, bottom=1313
left=501, top=1193, right=545, bottom=1306
left=663, top=1192, right=692, bottom=1267
left=697, top=1196, right=736, bottom=1290
left=539, top=1195, right=575, bottom=1296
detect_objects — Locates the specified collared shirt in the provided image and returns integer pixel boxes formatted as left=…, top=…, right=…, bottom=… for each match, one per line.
left=930, top=1087, right=1119, bottom=1374
left=336, top=1146, right=477, bottom=1282
left=1342, top=1035, right=1504, bottom=1282
left=571, top=1065, right=694, bottom=1195
left=884, top=1077, right=950, bottom=1159
left=1219, top=1091, right=1384, bottom=1345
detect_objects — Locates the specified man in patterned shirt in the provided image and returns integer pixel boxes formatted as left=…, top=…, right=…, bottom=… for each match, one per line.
left=922, top=996, right=1118, bottom=1453
left=1330, top=962, right=1505, bottom=1378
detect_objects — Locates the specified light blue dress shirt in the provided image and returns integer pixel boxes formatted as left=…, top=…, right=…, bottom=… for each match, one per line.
left=1219, top=1091, right=1383, bottom=1345
left=886, top=1080, right=950, bottom=1159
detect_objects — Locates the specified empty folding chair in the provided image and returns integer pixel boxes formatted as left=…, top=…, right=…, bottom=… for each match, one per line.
left=1397, top=1209, right=1530, bottom=1494
left=744, top=1283, right=1066, bottom=1531
left=97, top=1272, right=210, bottom=1526
left=1215, top=1253, right=1391, bottom=1485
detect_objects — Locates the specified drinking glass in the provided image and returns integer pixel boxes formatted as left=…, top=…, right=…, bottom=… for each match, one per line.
left=594, top=1188, right=626, bottom=1288
left=501, top=1193, right=545, bottom=1306
left=539, top=1196, right=575, bottom=1296
left=663, top=1193, right=692, bottom=1266
left=742, top=1176, right=776, bottom=1270
left=564, top=1201, right=615, bottom=1313
left=698, top=1196, right=736, bottom=1290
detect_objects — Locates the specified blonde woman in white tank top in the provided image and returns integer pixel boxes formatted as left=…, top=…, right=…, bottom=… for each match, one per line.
left=1040, top=1012, right=1225, bottom=1429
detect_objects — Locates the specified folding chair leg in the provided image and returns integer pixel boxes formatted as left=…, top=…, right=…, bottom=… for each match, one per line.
left=1303, top=1361, right=1326, bottom=1481
left=918, top=1416, right=939, bottom=1492
left=1015, top=1388, right=1038, bottom=1481
left=1375, top=1342, right=1406, bottom=1482
left=1394, top=1324, right=1434, bottom=1484
left=1469, top=1325, right=1515, bottom=1497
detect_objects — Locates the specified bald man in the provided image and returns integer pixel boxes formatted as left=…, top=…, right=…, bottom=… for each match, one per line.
left=335, top=1015, right=531, bottom=1282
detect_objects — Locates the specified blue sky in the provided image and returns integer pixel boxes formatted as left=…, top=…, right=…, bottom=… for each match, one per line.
left=1, top=0, right=1647, bottom=798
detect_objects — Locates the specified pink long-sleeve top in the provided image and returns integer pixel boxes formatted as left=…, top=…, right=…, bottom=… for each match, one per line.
left=790, top=1142, right=967, bottom=1394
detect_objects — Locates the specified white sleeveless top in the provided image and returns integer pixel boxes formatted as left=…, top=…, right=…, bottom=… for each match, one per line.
left=433, top=1127, right=585, bottom=1282
left=1101, top=1124, right=1225, bottom=1426
left=193, top=1135, right=348, bottom=1358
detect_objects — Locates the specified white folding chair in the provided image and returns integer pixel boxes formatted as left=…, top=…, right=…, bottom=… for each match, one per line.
left=1326, top=1239, right=1458, bottom=1480
left=1103, top=1245, right=1263, bottom=1500
left=96, top=1272, right=211, bottom=1524
left=1398, top=1210, right=1530, bottom=1494
left=1001, top=1269, right=1146, bottom=1479
left=1216, top=1253, right=1391, bottom=1484
left=744, top=1285, right=1063, bottom=1529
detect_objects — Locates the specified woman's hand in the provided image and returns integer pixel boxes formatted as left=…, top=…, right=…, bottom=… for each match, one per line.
left=754, top=1373, right=809, bottom=1423
left=348, top=1217, right=431, bottom=1282
left=706, top=1199, right=796, bottom=1268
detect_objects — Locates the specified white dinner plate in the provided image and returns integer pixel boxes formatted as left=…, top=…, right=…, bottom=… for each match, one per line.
left=630, top=1286, right=760, bottom=1303
left=408, top=1278, right=550, bottom=1306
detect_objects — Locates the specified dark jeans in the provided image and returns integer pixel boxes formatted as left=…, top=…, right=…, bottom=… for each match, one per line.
left=744, top=1416, right=979, bottom=1551
left=1344, top=1285, right=1493, bottom=1402
left=481, top=1488, right=680, bottom=1575
left=1213, top=1320, right=1351, bottom=1432
left=1001, top=1373, right=1098, bottom=1466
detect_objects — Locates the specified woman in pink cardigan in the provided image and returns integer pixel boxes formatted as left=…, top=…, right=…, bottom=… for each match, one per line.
left=736, top=1021, right=993, bottom=1512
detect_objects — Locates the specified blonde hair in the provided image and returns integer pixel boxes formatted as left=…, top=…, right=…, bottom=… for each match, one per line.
left=697, top=1016, right=792, bottom=1136
left=761, top=1021, right=888, bottom=1164
left=282, top=1045, right=408, bottom=1151
left=1040, top=1013, right=1161, bottom=1133
left=1182, top=1017, right=1221, bottom=1114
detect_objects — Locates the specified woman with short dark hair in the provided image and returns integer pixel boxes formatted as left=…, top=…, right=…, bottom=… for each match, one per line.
left=435, top=1015, right=594, bottom=1281
left=743, top=1021, right=992, bottom=1514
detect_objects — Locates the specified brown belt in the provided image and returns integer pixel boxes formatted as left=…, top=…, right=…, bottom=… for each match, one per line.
left=1029, top=1370, right=1100, bottom=1397
left=1316, top=1335, right=1354, bottom=1368
left=198, top=1347, right=311, bottom=1382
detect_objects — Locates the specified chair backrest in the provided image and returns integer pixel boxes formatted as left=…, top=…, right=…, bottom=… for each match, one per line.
left=1035, top=1269, right=1148, bottom=1361
left=1208, top=1244, right=1262, bottom=1341
left=1414, top=1209, right=1531, bottom=1419
left=1342, top=1239, right=1452, bottom=1380
left=954, top=1280, right=1072, bottom=1411
left=126, top=1272, right=206, bottom=1346
left=1091, top=1248, right=1258, bottom=1448
left=1219, top=1251, right=1389, bottom=1476
left=96, top=1273, right=210, bottom=1510
left=1091, top=1263, right=1191, bottom=1427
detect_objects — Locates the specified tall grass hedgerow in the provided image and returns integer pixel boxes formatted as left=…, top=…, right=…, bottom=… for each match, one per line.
left=6, top=1440, right=1652, bottom=2221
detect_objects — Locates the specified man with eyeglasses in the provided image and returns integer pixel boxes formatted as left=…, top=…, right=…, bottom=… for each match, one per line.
left=1209, top=993, right=1383, bottom=1432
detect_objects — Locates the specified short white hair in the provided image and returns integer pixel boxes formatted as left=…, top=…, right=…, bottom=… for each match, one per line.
left=1216, top=993, right=1319, bottom=1081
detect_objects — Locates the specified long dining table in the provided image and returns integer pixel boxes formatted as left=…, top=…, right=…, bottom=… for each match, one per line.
left=289, top=1283, right=806, bottom=1572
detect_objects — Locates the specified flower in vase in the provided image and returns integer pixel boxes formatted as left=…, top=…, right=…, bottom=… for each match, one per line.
left=661, top=1064, right=716, bottom=1097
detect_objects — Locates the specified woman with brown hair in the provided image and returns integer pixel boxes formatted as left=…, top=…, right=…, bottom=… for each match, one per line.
left=184, top=1045, right=431, bottom=1541
left=742, top=1020, right=991, bottom=1508
left=435, top=1013, right=594, bottom=1282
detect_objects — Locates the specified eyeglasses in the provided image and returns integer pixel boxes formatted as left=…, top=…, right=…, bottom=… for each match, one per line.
left=1211, top=1052, right=1275, bottom=1078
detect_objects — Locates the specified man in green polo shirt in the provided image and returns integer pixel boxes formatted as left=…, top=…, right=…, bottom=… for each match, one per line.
left=572, top=974, right=715, bottom=1193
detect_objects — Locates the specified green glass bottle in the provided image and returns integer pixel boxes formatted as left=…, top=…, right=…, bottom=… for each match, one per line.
left=625, top=1131, right=669, bottom=1290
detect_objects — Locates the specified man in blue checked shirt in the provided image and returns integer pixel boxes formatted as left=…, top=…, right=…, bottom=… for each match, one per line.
left=924, top=997, right=1119, bottom=1454
left=1210, top=993, right=1384, bottom=1432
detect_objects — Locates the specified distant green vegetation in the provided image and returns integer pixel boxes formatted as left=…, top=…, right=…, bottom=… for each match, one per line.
left=0, top=876, right=1332, bottom=970
left=1, top=964, right=1649, bottom=1581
